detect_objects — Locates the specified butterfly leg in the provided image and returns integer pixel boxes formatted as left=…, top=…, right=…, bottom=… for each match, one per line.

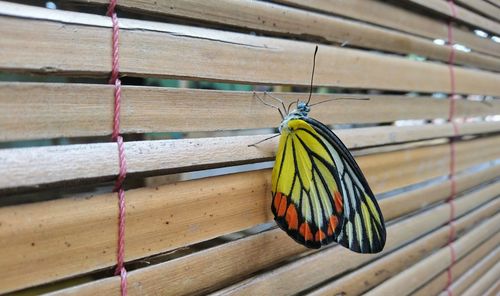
left=248, top=133, right=280, bottom=147
left=253, top=91, right=285, bottom=119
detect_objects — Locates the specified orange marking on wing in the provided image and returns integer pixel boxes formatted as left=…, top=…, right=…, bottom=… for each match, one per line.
left=328, top=215, right=339, bottom=236
left=285, top=204, right=299, bottom=230
left=334, top=191, right=343, bottom=213
left=315, top=230, right=326, bottom=242
left=277, top=194, right=288, bottom=217
left=273, top=192, right=283, bottom=211
left=299, top=223, right=313, bottom=241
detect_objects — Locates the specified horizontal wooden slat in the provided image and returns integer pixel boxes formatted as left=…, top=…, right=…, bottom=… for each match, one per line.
left=307, top=218, right=500, bottom=296
left=0, top=155, right=497, bottom=293
left=381, top=164, right=500, bottom=221
left=483, top=281, right=500, bottom=296
left=456, top=0, right=500, bottom=21
left=422, top=245, right=500, bottom=296
left=413, top=238, right=500, bottom=296
left=2, top=125, right=499, bottom=191
left=42, top=165, right=500, bottom=296
left=460, top=262, right=500, bottom=296
left=1, top=83, right=499, bottom=141
left=1, top=3, right=500, bottom=95
left=274, top=0, right=500, bottom=58
left=210, top=191, right=500, bottom=295
left=68, top=0, right=500, bottom=71
left=405, top=0, right=500, bottom=35
left=48, top=189, right=500, bottom=296
left=365, top=213, right=500, bottom=295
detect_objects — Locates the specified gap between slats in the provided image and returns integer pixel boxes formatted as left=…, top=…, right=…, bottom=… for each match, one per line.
left=45, top=191, right=500, bottom=296
left=308, top=231, right=500, bottom=296
left=0, top=159, right=497, bottom=294
left=207, top=188, right=500, bottom=295
left=273, top=0, right=500, bottom=59
left=65, top=0, right=500, bottom=71
left=1, top=125, right=499, bottom=192
left=1, top=3, right=500, bottom=94
left=403, top=0, right=500, bottom=35
left=1, top=83, right=498, bottom=141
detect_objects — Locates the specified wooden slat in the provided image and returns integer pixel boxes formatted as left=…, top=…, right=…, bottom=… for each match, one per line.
left=68, top=0, right=500, bottom=71
left=43, top=166, right=500, bottom=296
left=274, top=0, right=500, bottom=58
left=1, top=3, right=500, bottom=95
left=47, top=191, right=500, bottom=296
left=483, top=281, right=500, bottom=296
left=413, top=240, right=500, bottom=296
left=0, top=158, right=497, bottom=293
left=405, top=0, right=500, bottom=35
left=456, top=0, right=500, bottom=21
left=2, top=125, right=499, bottom=191
left=460, top=262, right=500, bottom=296
left=487, top=0, right=500, bottom=8
left=1, top=83, right=499, bottom=141
left=307, top=220, right=500, bottom=296
left=365, top=213, right=500, bottom=296
left=210, top=193, right=500, bottom=296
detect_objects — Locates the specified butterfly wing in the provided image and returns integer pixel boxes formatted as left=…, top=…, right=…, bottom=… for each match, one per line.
left=271, top=118, right=386, bottom=253
left=305, top=117, right=386, bottom=253
left=272, top=118, right=346, bottom=249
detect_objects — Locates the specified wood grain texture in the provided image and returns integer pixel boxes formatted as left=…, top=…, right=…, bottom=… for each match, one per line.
left=68, top=0, right=500, bottom=71
left=1, top=83, right=498, bottom=141
left=456, top=0, right=500, bottom=21
left=2, top=123, right=499, bottom=191
left=47, top=194, right=500, bottom=296
left=365, top=214, right=500, bottom=296
left=209, top=185, right=500, bottom=295
left=0, top=160, right=497, bottom=293
left=413, top=238, right=500, bottom=296
left=483, top=280, right=500, bottom=296
left=308, top=211, right=500, bottom=296
left=1, top=3, right=500, bottom=94
left=275, top=0, right=500, bottom=58
left=460, top=262, right=500, bottom=296
left=405, top=0, right=500, bottom=34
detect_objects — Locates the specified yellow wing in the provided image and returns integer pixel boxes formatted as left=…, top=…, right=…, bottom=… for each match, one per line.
left=271, top=118, right=385, bottom=252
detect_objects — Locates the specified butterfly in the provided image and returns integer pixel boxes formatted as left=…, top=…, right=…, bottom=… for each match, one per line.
left=256, top=46, right=386, bottom=253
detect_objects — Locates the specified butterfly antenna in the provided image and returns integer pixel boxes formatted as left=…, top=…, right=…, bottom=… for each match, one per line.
left=306, top=45, right=319, bottom=106
left=309, top=97, right=370, bottom=107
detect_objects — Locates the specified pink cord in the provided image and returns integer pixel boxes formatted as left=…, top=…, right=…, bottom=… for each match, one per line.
left=445, top=1, right=458, bottom=295
left=107, top=1, right=128, bottom=295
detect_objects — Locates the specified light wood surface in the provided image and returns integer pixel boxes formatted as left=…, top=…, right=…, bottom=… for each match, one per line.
left=0, top=1, right=498, bottom=294
left=47, top=188, right=500, bottom=296
left=460, top=262, right=500, bottom=296
left=362, top=212, right=500, bottom=296
left=0, top=162, right=497, bottom=293
left=2, top=124, right=499, bottom=191
left=67, top=0, right=500, bottom=71
left=275, top=0, right=500, bottom=58
left=308, top=213, right=500, bottom=296
left=405, top=0, right=500, bottom=34
left=456, top=0, right=500, bottom=21
left=413, top=238, right=500, bottom=296
left=1, top=3, right=500, bottom=95
left=208, top=190, right=500, bottom=295
left=1, top=83, right=498, bottom=141
left=439, top=247, right=500, bottom=296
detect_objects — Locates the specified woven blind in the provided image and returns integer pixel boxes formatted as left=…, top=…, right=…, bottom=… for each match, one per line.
left=0, top=0, right=499, bottom=295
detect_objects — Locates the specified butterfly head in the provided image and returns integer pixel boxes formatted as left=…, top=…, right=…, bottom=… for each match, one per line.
left=296, top=101, right=311, bottom=116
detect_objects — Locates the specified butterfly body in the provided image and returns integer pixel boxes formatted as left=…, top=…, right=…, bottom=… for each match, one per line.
left=271, top=101, right=386, bottom=253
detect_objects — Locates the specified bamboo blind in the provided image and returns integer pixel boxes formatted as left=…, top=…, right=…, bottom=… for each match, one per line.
left=0, top=0, right=499, bottom=295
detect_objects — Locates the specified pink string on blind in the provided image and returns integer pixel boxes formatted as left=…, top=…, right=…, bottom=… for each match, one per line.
left=107, top=1, right=128, bottom=295
left=445, top=1, right=458, bottom=295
